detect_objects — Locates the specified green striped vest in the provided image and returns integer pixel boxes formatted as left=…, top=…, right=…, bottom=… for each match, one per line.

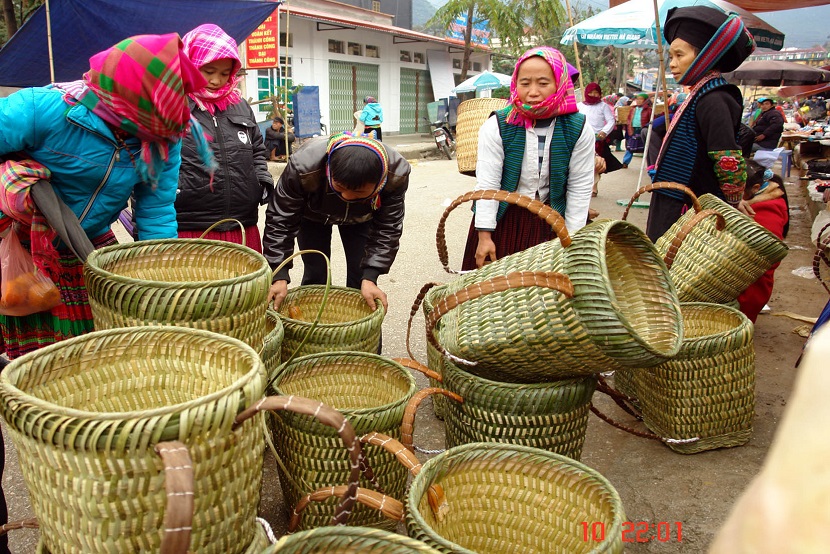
left=494, top=107, right=586, bottom=221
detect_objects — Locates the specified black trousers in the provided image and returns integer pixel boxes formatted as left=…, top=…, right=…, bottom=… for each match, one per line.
left=297, top=218, right=370, bottom=288
left=364, top=126, right=382, bottom=142
left=645, top=192, right=688, bottom=243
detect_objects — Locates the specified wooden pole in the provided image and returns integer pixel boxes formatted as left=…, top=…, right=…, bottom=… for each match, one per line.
left=563, top=0, right=584, bottom=93
left=45, top=0, right=55, bottom=83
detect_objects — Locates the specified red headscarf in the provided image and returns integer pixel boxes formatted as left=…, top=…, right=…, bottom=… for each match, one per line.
left=583, top=82, right=602, bottom=105
left=506, top=46, right=578, bottom=129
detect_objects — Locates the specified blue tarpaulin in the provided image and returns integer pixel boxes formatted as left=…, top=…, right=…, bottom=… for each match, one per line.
left=0, top=0, right=279, bottom=87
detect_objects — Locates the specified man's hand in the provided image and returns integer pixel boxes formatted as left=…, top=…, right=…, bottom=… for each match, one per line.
left=475, top=231, right=497, bottom=268
left=735, top=199, right=756, bottom=217
left=594, top=155, right=607, bottom=175
left=361, top=280, right=387, bottom=312
left=597, top=131, right=607, bottom=141
left=268, top=280, right=289, bottom=311
left=755, top=134, right=765, bottom=142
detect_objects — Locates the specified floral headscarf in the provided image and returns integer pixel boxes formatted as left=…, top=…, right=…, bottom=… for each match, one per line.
left=182, top=24, right=243, bottom=114
left=506, top=46, right=578, bottom=129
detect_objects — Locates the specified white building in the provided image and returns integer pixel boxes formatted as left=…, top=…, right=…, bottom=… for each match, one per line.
left=238, top=0, right=492, bottom=136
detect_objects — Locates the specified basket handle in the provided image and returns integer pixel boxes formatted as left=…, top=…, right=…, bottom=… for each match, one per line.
left=232, top=395, right=362, bottom=527
left=436, top=190, right=571, bottom=274
left=621, top=182, right=701, bottom=222
left=0, top=517, right=39, bottom=537
left=360, top=431, right=424, bottom=476
left=199, top=218, right=246, bottom=244
left=813, top=222, right=830, bottom=294
left=662, top=209, right=726, bottom=270
left=155, top=441, right=195, bottom=554
left=392, top=356, right=443, bottom=382
left=424, top=271, right=574, bottom=367
left=405, top=281, right=445, bottom=361
left=401, top=387, right=463, bottom=453
left=288, top=486, right=404, bottom=533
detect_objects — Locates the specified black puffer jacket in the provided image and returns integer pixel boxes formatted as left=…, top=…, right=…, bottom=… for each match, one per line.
left=263, top=136, right=410, bottom=283
left=176, top=100, right=273, bottom=231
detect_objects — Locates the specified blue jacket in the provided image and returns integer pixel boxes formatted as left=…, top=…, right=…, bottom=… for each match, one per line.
left=0, top=86, right=180, bottom=240
left=359, top=103, right=383, bottom=126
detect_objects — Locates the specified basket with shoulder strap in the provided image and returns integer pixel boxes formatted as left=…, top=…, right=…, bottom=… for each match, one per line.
left=623, top=183, right=789, bottom=304
left=432, top=190, right=683, bottom=383
left=454, top=98, right=508, bottom=175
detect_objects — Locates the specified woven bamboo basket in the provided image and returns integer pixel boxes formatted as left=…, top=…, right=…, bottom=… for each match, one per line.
left=269, top=352, right=416, bottom=530
left=625, top=183, right=789, bottom=304
left=406, top=443, right=625, bottom=553
left=433, top=190, right=683, bottom=383
left=262, top=309, right=285, bottom=382
left=278, top=285, right=384, bottom=359
left=84, top=238, right=271, bottom=349
left=635, top=303, right=756, bottom=454
left=0, top=327, right=267, bottom=554
left=454, top=98, right=508, bottom=175
left=264, top=527, right=440, bottom=553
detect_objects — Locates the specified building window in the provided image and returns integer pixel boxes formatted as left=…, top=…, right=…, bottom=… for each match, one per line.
left=348, top=42, right=362, bottom=56
left=372, top=0, right=381, bottom=11
left=366, top=45, right=380, bottom=58
left=280, top=32, right=293, bottom=47
left=400, top=50, right=412, bottom=62
left=473, top=62, right=481, bottom=71
left=452, top=58, right=461, bottom=69
left=279, top=56, right=293, bottom=79
left=413, top=52, right=424, bottom=64
left=328, top=39, right=344, bottom=54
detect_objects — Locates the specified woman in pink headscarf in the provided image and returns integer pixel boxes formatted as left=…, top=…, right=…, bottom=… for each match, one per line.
left=177, top=23, right=273, bottom=253
left=461, top=46, right=595, bottom=270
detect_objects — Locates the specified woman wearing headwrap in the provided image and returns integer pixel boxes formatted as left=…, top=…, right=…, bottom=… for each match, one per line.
left=646, top=5, right=756, bottom=242
left=461, top=46, right=594, bottom=270
left=263, top=133, right=410, bottom=313
left=622, top=92, right=652, bottom=168
left=578, top=82, right=623, bottom=196
left=0, top=33, right=212, bottom=360
left=177, top=23, right=273, bottom=253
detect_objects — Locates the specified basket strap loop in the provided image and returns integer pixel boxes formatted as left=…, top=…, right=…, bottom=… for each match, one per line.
left=436, top=190, right=571, bottom=274
left=199, top=218, right=246, bottom=244
left=401, top=387, right=463, bottom=453
left=361, top=431, right=423, bottom=477
left=288, top=486, right=404, bottom=534
left=813, top=222, right=830, bottom=294
left=155, top=440, right=194, bottom=554
left=425, top=271, right=575, bottom=366
left=0, top=517, right=39, bottom=537
left=621, top=182, right=701, bottom=222
left=405, top=281, right=444, bottom=361
left=233, top=395, right=363, bottom=527
left=392, top=356, right=442, bottom=382
left=662, top=208, right=726, bottom=270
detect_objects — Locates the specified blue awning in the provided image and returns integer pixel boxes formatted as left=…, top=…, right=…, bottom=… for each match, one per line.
left=0, top=0, right=279, bottom=87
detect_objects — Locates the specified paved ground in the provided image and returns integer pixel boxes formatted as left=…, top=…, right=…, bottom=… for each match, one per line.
left=2, top=140, right=826, bottom=552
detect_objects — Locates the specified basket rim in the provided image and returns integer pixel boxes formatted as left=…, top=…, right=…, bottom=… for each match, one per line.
left=271, top=351, right=416, bottom=414
left=441, top=356, right=597, bottom=391
left=84, top=238, right=271, bottom=289
left=678, top=301, right=753, bottom=341
left=278, top=285, right=385, bottom=328
left=0, top=326, right=266, bottom=423
left=269, top=526, right=440, bottom=552
left=406, top=442, right=625, bottom=554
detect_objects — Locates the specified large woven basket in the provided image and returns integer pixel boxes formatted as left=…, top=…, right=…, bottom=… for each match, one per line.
left=433, top=190, right=683, bottom=383
left=454, top=97, right=508, bottom=175
left=628, top=183, right=789, bottom=304
left=264, top=527, right=440, bottom=553
left=0, top=327, right=267, bottom=554
left=270, top=352, right=416, bottom=530
left=634, top=303, right=756, bottom=454
left=84, top=239, right=272, bottom=349
left=278, top=285, right=384, bottom=359
left=262, top=309, right=285, bottom=382
left=406, top=443, right=625, bottom=553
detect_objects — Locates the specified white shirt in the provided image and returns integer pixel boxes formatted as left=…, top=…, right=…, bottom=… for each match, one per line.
left=474, top=114, right=595, bottom=234
left=577, top=101, right=616, bottom=135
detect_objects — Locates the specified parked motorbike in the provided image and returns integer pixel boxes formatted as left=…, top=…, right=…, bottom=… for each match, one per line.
left=424, top=116, right=455, bottom=160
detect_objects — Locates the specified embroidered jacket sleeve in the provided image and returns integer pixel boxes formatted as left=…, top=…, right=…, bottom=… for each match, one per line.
left=697, top=92, right=746, bottom=205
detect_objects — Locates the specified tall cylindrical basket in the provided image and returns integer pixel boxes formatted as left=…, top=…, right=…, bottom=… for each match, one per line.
left=454, top=98, right=508, bottom=175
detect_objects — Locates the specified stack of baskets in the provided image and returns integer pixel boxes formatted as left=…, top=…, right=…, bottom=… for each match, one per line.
left=454, top=98, right=508, bottom=175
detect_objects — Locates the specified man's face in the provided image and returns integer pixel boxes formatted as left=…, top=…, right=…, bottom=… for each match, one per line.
left=760, top=101, right=773, bottom=112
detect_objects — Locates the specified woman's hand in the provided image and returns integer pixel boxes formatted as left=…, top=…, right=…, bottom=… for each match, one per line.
left=735, top=199, right=756, bottom=217
left=268, top=280, right=289, bottom=311
left=475, top=231, right=497, bottom=268
left=361, top=280, right=388, bottom=312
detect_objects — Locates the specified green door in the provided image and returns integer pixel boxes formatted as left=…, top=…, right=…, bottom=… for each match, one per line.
left=400, top=68, right=433, bottom=134
left=329, top=60, right=379, bottom=135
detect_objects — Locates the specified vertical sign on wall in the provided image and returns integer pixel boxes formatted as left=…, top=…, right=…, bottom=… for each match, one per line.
left=246, top=8, right=279, bottom=68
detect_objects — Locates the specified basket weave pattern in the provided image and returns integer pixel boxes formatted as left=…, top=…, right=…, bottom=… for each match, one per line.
left=636, top=303, right=756, bottom=454
left=0, top=327, right=267, bottom=554
left=262, top=309, right=284, bottom=381
left=278, top=286, right=384, bottom=359
left=454, top=98, right=508, bottom=174
left=270, top=352, right=416, bottom=530
left=655, top=194, right=789, bottom=303
left=406, top=443, right=625, bottom=554
left=265, top=526, right=440, bottom=553
left=84, top=239, right=272, bottom=349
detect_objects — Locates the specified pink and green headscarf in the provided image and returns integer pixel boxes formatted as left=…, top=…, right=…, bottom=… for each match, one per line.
left=506, top=46, right=578, bottom=129
left=182, top=24, right=243, bottom=114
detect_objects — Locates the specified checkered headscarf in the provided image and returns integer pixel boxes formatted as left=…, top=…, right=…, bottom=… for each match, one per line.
left=182, top=24, right=243, bottom=114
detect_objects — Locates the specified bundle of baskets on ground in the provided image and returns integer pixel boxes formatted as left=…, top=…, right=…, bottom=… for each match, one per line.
left=422, top=283, right=449, bottom=419
left=277, top=285, right=384, bottom=359
left=0, top=327, right=267, bottom=554
left=647, top=186, right=789, bottom=304
left=406, top=443, right=625, bottom=553
left=84, top=238, right=272, bottom=349
left=264, top=527, right=440, bottom=553
left=269, top=352, right=416, bottom=530
left=454, top=98, right=508, bottom=175
left=632, top=303, right=756, bottom=454
left=433, top=191, right=684, bottom=383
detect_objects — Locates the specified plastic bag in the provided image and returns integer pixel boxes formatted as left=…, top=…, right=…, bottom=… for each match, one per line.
left=0, top=229, right=62, bottom=316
